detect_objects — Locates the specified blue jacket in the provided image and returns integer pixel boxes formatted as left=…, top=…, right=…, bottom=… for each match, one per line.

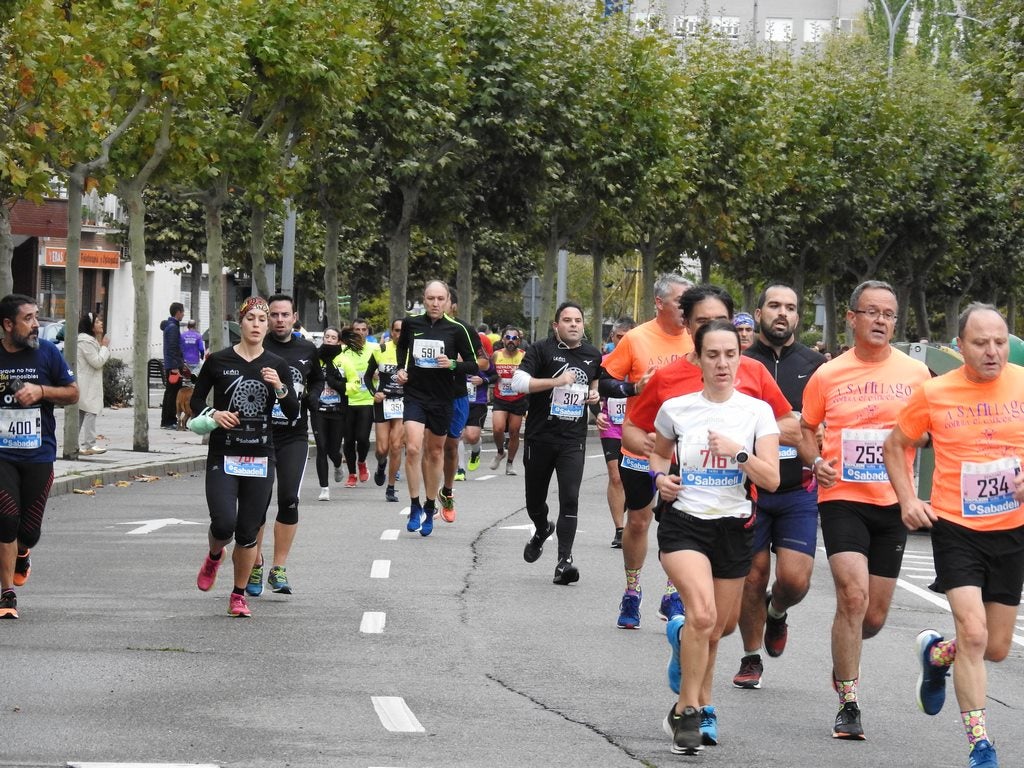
left=162, top=316, right=183, bottom=371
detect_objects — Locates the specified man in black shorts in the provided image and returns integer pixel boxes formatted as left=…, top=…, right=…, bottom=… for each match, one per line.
left=0, top=294, right=79, bottom=620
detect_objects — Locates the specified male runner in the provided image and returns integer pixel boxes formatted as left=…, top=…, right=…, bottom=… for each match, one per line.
left=489, top=326, right=528, bottom=474
left=885, top=303, right=1024, bottom=768
left=799, top=279, right=930, bottom=740
left=0, top=294, right=79, bottom=619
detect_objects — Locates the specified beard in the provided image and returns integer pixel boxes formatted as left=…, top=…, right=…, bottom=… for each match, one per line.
left=11, top=328, right=39, bottom=350
left=759, top=320, right=793, bottom=346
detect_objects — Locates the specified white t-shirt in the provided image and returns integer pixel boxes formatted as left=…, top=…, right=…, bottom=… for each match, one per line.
left=654, top=390, right=779, bottom=519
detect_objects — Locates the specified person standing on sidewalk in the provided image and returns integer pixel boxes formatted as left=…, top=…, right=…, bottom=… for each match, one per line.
left=76, top=312, right=111, bottom=456
left=885, top=303, right=1024, bottom=768
left=732, top=284, right=826, bottom=690
left=0, top=293, right=79, bottom=620
left=798, top=279, right=930, bottom=740
left=160, top=302, right=185, bottom=429
left=191, top=297, right=298, bottom=618
left=247, top=294, right=322, bottom=597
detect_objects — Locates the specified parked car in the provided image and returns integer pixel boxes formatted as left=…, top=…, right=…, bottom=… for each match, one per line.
left=38, top=318, right=65, bottom=351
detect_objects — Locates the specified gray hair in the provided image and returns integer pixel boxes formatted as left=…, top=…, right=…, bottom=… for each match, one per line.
left=654, top=274, right=692, bottom=302
left=611, top=317, right=636, bottom=335
left=849, top=280, right=896, bottom=310
left=958, top=302, right=1004, bottom=338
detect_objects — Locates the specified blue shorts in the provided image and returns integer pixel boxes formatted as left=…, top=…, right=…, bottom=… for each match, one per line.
left=447, top=396, right=469, bottom=439
left=752, top=486, right=819, bottom=557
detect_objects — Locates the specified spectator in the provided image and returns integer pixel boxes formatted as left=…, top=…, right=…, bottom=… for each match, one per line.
left=160, top=302, right=184, bottom=429
left=76, top=312, right=110, bottom=455
left=180, top=319, right=205, bottom=374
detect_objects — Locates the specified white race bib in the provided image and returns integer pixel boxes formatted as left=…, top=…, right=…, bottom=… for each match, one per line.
left=224, top=455, right=269, bottom=478
left=413, top=339, right=443, bottom=368
left=550, top=383, right=587, bottom=420
left=466, top=380, right=477, bottom=400
left=0, top=407, right=41, bottom=449
left=961, top=457, right=1020, bottom=518
left=607, top=397, right=627, bottom=426
left=499, top=377, right=515, bottom=397
left=383, top=397, right=404, bottom=420
left=841, top=428, right=890, bottom=483
left=320, top=386, right=341, bottom=405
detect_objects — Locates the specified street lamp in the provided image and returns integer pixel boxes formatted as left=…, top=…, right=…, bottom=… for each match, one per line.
left=940, top=11, right=992, bottom=27
left=879, top=0, right=915, bottom=80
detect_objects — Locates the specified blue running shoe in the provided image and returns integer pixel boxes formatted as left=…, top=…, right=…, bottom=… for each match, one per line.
left=406, top=503, right=422, bottom=533
left=658, top=591, right=685, bottom=621
left=267, top=566, right=292, bottom=594
left=617, top=590, right=642, bottom=629
left=969, top=740, right=998, bottom=768
left=245, top=561, right=264, bottom=597
left=700, top=705, right=718, bottom=746
left=915, top=629, right=949, bottom=716
left=666, top=615, right=685, bottom=693
left=420, top=509, right=434, bottom=537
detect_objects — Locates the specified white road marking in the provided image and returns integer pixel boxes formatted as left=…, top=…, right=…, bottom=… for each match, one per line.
left=475, top=474, right=496, bottom=480
left=896, top=578, right=1024, bottom=648
left=499, top=524, right=536, bottom=531
left=399, top=505, right=410, bottom=516
left=69, top=764, right=219, bottom=768
left=381, top=529, right=400, bottom=540
left=370, top=560, right=391, bottom=579
left=372, top=696, right=425, bottom=733
left=360, top=612, right=386, bottom=633
left=118, top=518, right=202, bottom=535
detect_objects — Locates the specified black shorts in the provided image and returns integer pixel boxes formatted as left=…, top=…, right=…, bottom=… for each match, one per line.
left=493, top=398, right=528, bottom=416
left=600, top=437, right=622, bottom=464
left=819, top=499, right=907, bottom=578
left=619, top=454, right=656, bottom=511
left=466, top=403, right=488, bottom=430
left=658, top=508, right=753, bottom=579
left=403, top=397, right=452, bottom=437
left=929, top=518, right=1024, bottom=606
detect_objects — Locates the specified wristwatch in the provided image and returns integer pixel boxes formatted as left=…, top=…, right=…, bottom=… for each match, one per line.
left=734, top=450, right=749, bottom=464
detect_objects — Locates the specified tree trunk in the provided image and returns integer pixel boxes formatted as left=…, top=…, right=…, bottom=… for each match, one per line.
left=121, top=186, right=151, bottom=452
left=455, top=227, right=474, bottom=320
left=699, top=247, right=713, bottom=284
left=323, top=212, right=341, bottom=329
left=895, top=282, right=911, bottom=341
left=944, top=295, right=961, bottom=341
left=913, top=284, right=930, bottom=341
left=386, top=183, right=421, bottom=323
left=1008, top=291, right=1017, bottom=337
left=591, top=246, right=604, bottom=346
left=189, top=260, right=203, bottom=321
left=204, top=193, right=227, bottom=353
left=250, top=204, right=269, bottom=297
left=0, top=204, right=13, bottom=297
left=61, top=170, right=85, bottom=458
left=540, top=217, right=562, bottom=328
left=824, top=281, right=839, bottom=352
left=742, top=284, right=756, bottom=314
left=639, top=241, right=658, bottom=320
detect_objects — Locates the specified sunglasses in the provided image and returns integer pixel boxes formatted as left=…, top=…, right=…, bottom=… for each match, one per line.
left=504, top=335, right=520, bottom=340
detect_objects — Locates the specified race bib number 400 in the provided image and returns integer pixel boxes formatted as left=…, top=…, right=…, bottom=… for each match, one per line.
left=413, top=339, right=443, bottom=368
left=0, top=407, right=42, bottom=449
left=841, top=428, right=890, bottom=483
left=961, top=457, right=1020, bottom=518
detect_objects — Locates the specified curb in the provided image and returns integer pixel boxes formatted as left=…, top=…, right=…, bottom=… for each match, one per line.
left=52, top=455, right=208, bottom=497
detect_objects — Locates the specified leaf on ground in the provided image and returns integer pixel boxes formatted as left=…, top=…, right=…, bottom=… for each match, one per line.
left=115, top=480, right=132, bottom=487
left=134, top=474, right=160, bottom=483
left=72, top=488, right=96, bottom=495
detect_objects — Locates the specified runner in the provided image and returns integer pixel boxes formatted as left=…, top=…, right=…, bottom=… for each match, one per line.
left=596, top=317, right=635, bottom=548
left=340, top=319, right=378, bottom=488
left=601, top=274, right=692, bottom=629
left=0, top=294, right=79, bottom=620
left=489, top=326, right=527, bottom=475
left=457, top=322, right=495, bottom=481
left=190, top=297, right=298, bottom=618
left=798, top=279, right=930, bottom=739
left=652, top=319, right=780, bottom=754
left=309, top=327, right=348, bottom=502
left=365, top=319, right=406, bottom=502
left=394, top=281, right=478, bottom=536
left=734, top=312, right=755, bottom=351
left=884, top=303, right=1024, bottom=768
left=514, top=302, right=601, bottom=584
left=733, top=284, right=826, bottom=689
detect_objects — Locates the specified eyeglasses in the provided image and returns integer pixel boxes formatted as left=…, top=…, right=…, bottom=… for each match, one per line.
left=852, top=308, right=898, bottom=322
left=504, top=335, right=520, bottom=340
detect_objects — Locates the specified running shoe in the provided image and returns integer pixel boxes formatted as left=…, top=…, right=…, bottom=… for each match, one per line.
left=666, top=615, right=685, bottom=693
left=832, top=701, right=865, bottom=740
left=700, top=705, right=719, bottom=746
left=969, top=740, right=999, bottom=768
left=663, top=704, right=702, bottom=755
left=420, top=509, right=435, bottom=537
left=374, top=462, right=386, bottom=486
left=268, top=566, right=292, bottom=594
left=245, top=561, right=264, bottom=597
left=334, top=465, right=344, bottom=483
left=505, top=464, right=517, bottom=476
left=196, top=552, right=222, bottom=591
left=733, top=654, right=763, bottom=689
left=658, top=591, right=685, bottom=622
left=454, top=468, right=466, bottom=482
left=439, top=489, right=456, bottom=523
left=318, top=487, right=330, bottom=501
left=915, top=629, right=949, bottom=716
left=385, top=486, right=399, bottom=502
left=617, top=590, right=642, bottom=629
left=552, top=556, right=579, bottom=585
left=523, top=521, right=555, bottom=563
left=407, top=502, right=423, bottom=532
left=764, top=592, right=789, bottom=657
left=358, top=462, right=369, bottom=483
left=0, top=591, right=17, bottom=619
left=228, top=592, right=251, bottom=618
left=489, top=452, right=505, bottom=470
left=468, top=452, right=481, bottom=471
left=345, top=474, right=358, bottom=488
left=13, top=548, right=31, bottom=587
left=610, top=529, right=622, bottom=549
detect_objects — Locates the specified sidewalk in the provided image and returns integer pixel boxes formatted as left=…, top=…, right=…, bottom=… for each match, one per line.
left=52, top=405, right=209, bottom=496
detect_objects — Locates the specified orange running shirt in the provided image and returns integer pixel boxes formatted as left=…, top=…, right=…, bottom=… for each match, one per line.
left=602, top=318, right=693, bottom=459
left=897, top=364, right=1024, bottom=531
left=801, top=348, right=930, bottom=506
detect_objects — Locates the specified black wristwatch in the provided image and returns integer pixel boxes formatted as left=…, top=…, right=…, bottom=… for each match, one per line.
left=734, top=450, right=749, bottom=464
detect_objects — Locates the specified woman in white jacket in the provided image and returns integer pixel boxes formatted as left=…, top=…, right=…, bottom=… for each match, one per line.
left=76, top=313, right=110, bottom=455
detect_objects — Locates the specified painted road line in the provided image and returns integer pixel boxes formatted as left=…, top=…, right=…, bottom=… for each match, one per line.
left=475, top=474, right=496, bottom=480
left=360, top=611, right=386, bottom=633
left=897, top=578, right=1024, bottom=648
left=400, top=505, right=410, bottom=516
left=371, top=696, right=425, bottom=733
left=370, top=560, right=391, bottom=579
left=381, top=529, right=400, bottom=540
left=69, top=764, right=220, bottom=768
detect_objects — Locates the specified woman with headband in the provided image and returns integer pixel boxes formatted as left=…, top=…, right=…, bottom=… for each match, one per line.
left=189, top=297, right=299, bottom=618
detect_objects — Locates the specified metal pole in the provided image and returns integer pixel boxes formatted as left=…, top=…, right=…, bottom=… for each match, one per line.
left=530, top=275, right=537, bottom=342
left=281, top=200, right=296, bottom=295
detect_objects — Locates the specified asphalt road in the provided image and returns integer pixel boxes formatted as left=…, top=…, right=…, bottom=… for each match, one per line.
left=2, top=449, right=1021, bottom=768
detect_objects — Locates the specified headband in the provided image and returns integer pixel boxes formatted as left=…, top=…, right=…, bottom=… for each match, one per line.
left=733, top=312, right=754, bottom=329
left=238, top=296, right=270, bottom=320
